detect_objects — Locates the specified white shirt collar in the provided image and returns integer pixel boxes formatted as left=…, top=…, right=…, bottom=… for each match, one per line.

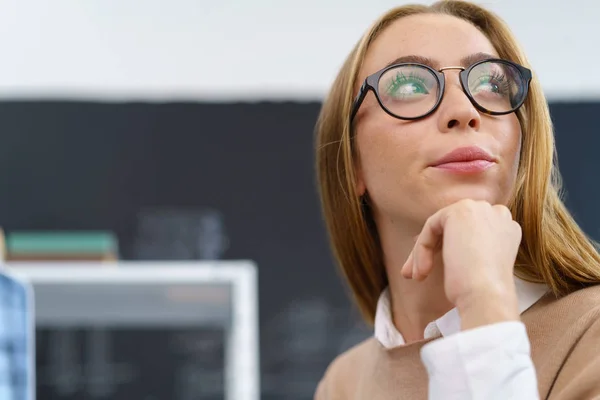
left=374, top=276, right=549, bottom=348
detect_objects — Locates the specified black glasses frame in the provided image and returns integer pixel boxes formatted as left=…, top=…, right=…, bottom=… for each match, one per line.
left=350, top=58, right=532, bottom=122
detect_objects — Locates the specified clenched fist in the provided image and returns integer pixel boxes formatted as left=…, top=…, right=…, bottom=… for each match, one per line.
left=401, top=199, right=523, bottom=330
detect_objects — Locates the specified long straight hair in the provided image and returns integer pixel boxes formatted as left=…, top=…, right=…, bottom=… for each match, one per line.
left=315, top=0, right=600, bottom=324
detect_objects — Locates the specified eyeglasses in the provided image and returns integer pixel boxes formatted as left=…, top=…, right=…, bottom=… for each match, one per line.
left=350, top=58, right=532, bottom=122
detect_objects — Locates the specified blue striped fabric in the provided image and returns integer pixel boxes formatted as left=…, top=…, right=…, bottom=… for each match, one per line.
left=0, top=272, right=33, bottom=400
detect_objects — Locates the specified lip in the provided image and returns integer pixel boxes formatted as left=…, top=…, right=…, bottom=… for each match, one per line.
left=430, top=146, right=496, bottom=173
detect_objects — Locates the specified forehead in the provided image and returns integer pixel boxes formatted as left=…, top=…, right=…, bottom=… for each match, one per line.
left=360, top=13, right=499, bottom=79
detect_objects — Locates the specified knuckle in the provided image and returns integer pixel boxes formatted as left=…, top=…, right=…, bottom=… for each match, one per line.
left=493, top=204, right=512, bottom=218
left=453, top=199, right=486, bottom=217
left=511, top=220, right=522, bottom=231
left=456, top=198, right=476, bottom=212
left=424, top=214, right=435, bottom=227
left=510, top=220, right=523, bottom=236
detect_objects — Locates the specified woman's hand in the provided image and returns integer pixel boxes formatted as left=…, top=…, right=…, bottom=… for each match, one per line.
left=401, top=199, right=523, bottom=330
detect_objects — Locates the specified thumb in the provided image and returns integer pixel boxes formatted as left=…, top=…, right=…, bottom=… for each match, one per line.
left=401, top=249, right=415, bottom=279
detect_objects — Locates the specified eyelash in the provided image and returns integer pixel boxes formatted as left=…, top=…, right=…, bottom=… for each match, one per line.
left=388, top=72, right=427, bottom=91
left=480, top=71, right=510, bottom=92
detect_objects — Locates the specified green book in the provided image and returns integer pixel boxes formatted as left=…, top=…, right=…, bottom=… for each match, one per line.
left=7, top=231, right=118, bottom=255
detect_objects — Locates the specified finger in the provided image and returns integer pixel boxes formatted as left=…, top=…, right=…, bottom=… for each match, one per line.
left=413, top=244, right=432, bottom=281
left=511, top=220, right=523, bottom=241
left=413, top=209, right=447, bottom=280
left=492, top=204, right=513, bottom=220
left=401, top=249, right=414, bottom=279
left=400, top=235, right=419, bottom=279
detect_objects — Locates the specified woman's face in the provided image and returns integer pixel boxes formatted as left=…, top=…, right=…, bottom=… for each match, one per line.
left=354, top=13, right=522, bottom=228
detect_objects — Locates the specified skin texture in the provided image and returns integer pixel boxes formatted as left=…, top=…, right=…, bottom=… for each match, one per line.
left=353, top=13, right=523, bottom=341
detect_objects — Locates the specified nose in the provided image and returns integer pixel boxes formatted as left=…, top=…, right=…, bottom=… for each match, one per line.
left=436, top=71, right=481, bottom=133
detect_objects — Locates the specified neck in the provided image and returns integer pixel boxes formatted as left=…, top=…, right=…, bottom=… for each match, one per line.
left=377, top=217, right=454, bottom=343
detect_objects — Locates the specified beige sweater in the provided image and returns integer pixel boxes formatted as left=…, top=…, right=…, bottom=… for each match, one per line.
left=315, top=285, right=600, bottom=399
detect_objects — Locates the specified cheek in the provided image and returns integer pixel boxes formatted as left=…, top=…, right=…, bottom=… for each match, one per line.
left=495, top=115, right=522, bottom=179
left=355, top=120, right=422, bottom=190
left=513, top=133, right=522, bottom=172
left=508, top=119, right=522, bottom=172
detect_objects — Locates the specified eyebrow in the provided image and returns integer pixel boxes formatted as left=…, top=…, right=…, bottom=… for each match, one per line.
left=384, top=52, right=498, bottom=69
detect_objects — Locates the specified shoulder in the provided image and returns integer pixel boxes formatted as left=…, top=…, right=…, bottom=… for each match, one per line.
left=314, top=337, right=378, bottom=399
left=564, top=284, right=600, bottom=327
left=552, top=284, right=600, bottom=318
left=530, top=283, right=600, bottom=316
left=524, top=283, right=600, bottom=341
left=563, top=283, right=600, bottom=302
left=542, top=285, right=600, bottom=397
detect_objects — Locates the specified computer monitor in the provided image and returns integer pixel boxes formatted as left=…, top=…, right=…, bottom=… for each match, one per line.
left=6, top=261, right=259, bottom=400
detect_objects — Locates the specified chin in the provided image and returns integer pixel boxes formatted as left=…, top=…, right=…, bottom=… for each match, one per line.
left=382, top=186, right=513, bottom=226
left=432, top=187, right=508, bottom=208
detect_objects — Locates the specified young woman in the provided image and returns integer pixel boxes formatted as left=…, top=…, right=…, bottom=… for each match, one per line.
left=314, top=1, right=600, bottom=398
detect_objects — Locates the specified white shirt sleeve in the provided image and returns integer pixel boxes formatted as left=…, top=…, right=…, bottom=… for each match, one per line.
left=420, top=321, right=540, bottom=400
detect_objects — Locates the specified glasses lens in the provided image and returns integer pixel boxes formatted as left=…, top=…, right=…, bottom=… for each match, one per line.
left=467, top=61, right=526, bottom=113
left=377, top=65, right=440, bottom=118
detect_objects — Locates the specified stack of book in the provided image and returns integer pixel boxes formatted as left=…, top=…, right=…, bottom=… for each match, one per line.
left=0, top=228, right=5, bottom=261
left=5, top=231, right=118, bottom=262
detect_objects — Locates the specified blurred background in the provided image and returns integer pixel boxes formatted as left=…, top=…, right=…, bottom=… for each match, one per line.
left=0, top=0, right=599, bottom=399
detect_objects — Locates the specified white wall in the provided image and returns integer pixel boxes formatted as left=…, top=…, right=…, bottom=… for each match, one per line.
left=0, top=0, right=594, bottom=102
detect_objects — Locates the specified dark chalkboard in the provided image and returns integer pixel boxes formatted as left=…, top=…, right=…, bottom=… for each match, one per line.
left=0, top=100, right=598, bottom=399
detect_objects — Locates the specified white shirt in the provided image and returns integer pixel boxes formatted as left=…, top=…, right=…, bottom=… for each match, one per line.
left=374, top=277, right=549, bottom=399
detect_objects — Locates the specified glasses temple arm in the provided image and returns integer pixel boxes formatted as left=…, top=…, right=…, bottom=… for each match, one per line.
left=350, top=82, right=369, bottom=122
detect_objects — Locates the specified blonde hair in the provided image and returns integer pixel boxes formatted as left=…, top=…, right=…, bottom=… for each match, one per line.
left=315, top=0, right=600, bottom=324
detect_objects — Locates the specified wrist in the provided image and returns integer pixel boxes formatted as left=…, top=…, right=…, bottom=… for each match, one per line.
left=456, top=288, right=520, bottom=331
